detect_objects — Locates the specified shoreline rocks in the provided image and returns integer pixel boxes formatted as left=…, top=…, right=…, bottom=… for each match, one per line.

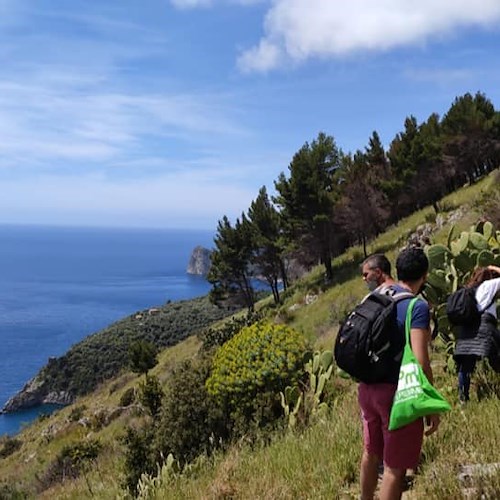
left=1, top=374, right=73, bottom=414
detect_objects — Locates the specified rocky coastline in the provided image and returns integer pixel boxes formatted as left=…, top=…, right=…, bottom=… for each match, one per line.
left=2, top=293, right=231, bottom=415
left=1, top=373, right=74, bottom=414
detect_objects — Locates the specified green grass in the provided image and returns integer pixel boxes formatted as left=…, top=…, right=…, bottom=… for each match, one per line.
left=414, top=397, right=500, bottom=498
left=130, top=390, right=361, bottom=500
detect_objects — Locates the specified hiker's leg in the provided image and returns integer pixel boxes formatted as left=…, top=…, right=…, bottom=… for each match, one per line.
left=382, top=417, right=423, bottom=499
left=458, top=369, right=470, bottom=401
left=378, top=466, right=405, bottom=500
left=360, top=451, right=380, bottom=500
left=458, top=356, right=476, bottom=401
left=358, top=384, right=386, bottom=500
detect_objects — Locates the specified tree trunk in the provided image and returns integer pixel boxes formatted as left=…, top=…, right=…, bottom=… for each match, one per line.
left=272, top=279, right=280, bottom=304
left=322, top=251, right=333, bottom=282
left=279, top=259, right=289, bottom=290
left=240, top=275, right=254, bottom=312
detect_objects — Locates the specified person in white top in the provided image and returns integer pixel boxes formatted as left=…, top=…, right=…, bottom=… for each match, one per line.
left=475, top=267, right=500, bottom=318
left=454, top=264, right=500, bottom=402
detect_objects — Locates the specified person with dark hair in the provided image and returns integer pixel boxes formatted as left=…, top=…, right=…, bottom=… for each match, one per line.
left=359, top=246, right=439, bottom=500
left=453, top=264, right=500, bottom=402
left=361, top=254, right=395, bottom=291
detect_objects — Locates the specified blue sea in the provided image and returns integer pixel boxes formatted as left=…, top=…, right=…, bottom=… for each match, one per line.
left=0, top=224, right=214, bottom=436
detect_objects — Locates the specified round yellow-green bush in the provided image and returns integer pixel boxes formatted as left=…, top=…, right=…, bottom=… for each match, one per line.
left=206, top=321, right=306, bottom=406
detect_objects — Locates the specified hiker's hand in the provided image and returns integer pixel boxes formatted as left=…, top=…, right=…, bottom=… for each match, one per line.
left=487, top=264, right=500, bottom=275
left=424, top=414, right=440, bottom=436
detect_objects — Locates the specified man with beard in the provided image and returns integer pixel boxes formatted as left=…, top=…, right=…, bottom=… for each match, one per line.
left=361, top=254, right=395, bottom=291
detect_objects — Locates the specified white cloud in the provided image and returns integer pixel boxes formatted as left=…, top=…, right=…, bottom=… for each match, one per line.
left=0, top=3, right=250, bottom=168
left=238, top=39, right=282, bottom=73
left=0, top=4, right=274, bottom=228
left=238, top=0, right=500, bottom=72
left=0, top=77, right=245, bottom=166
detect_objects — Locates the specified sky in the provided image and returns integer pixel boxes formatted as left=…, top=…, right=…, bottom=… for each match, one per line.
left=1, top=0, right=500, bottom=230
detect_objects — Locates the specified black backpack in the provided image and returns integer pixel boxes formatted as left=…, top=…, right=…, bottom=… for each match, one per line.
left=334, top=287, right=413, bottom=384
left=446, top=286, right=493, bottom=326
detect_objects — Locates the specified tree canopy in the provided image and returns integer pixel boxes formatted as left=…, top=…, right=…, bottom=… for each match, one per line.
left=207, top=92, right=500, bottom=307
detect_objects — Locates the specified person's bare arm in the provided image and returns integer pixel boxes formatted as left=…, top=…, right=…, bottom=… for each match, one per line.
left=487, top=264, right=500, bottom=275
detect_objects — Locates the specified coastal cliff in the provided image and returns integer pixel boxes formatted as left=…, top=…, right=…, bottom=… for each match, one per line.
left=1, top=373, right=73, bottom=413
left=186, top=246, right=212, bottom=276
left=1, top=296, right=235, bottom=414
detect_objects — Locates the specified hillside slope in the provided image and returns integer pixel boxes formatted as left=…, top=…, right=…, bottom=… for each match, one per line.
left=1, top=171, right=500, bottom=499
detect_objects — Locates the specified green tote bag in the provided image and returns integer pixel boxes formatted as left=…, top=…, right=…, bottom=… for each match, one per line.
left=388, top=298, right=451, bottom=431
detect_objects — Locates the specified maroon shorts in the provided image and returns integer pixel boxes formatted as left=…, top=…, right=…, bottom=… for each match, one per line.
left=358, top=382, right=424, bottom=470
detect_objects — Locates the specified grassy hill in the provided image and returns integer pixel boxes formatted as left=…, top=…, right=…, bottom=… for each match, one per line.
left=1, top=171, right=500, bottom=499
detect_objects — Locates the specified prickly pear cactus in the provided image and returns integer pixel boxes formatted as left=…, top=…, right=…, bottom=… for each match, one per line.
left=424, top=220, right=500, bottom=342
left=280, top=349, right=334, bottom=429
left=304, top=349, right=334, bottom=406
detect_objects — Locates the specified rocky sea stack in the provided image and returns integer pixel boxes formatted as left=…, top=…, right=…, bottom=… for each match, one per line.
left=186, top=246, right=212, bottom=276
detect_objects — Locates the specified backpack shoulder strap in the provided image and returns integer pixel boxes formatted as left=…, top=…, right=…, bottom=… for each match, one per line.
left=393, top=291, right=416, bottom=303
left=376, top=284, right=414, bottom=303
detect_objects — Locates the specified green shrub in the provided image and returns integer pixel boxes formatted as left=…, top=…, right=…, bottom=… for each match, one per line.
left=138, top=374, right=164, bottom=417
left=129, top=340, right=158, bottom=374
left=475, top=360, right=500, bottom=400
left=230, top=390, right=285, bottom=441
left=0, top=481, right=28, bottom=499
left=424, top=211, right=437, bottom=223
left=119, top=387, right=136, bottom=407
left=154, top=356, right=227, bottom=465
left=0, top=436, right=22, bottom=459
left=37, top=296, right=239, bottom=400
left=39, top=439, right=102, bottom=490
left=89, top=409, right=110, bottom=431
left=198, top=311, right=262, bottom=350
left=68, top=405, right=86, bottom=422
left=479, top=172, right=500, bottom=228
left=329, top=294, right=358, bottom=325
left=206, top=321, right=306, bottom=411
left=121, top=426, right=156, bottom=495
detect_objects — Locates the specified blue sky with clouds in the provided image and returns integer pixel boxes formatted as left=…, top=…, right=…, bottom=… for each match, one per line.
left=1, top=0, right=500, bottom=229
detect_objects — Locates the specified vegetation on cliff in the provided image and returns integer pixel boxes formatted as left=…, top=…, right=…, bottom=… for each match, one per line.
left=40, top=296, right=241, bottom=397
left=3, top=296, right=240, bottom=412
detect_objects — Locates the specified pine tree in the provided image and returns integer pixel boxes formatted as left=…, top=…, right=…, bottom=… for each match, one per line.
left=208, top=215, right=255, bottom=311
left=274, top=132, right=341, bottom=282
left=247, top=186, right=287, bottom=303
